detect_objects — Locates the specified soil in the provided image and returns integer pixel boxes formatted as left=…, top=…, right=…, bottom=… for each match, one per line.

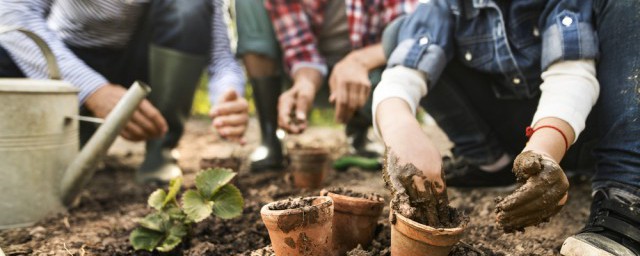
left=200, top=156, right=242, bottom=171
left=383, top=150, right=462, bottom=228
left=321, top=187, right=384, bottom=202
left=0, top=119, right=593, bottom=255
left=268, top=197, right=314, bottom=211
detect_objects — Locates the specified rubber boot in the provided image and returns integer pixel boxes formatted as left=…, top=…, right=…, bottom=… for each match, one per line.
left=250, top=76, right=284, bottom=172
left=137, top=45, right=208, bottom=184
left=346, top=112, right=382, bottom=159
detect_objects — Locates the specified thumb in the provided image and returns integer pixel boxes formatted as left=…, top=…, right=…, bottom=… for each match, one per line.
left=219, top=89, right=238, bottom=103
left=514, top=151, right=543, bottom=180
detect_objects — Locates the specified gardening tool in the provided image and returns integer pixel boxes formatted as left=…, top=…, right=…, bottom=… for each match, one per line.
left=0, top=26, right=150, bottom=229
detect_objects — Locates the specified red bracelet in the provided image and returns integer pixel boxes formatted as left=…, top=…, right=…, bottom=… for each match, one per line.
left=526, top=125, right=569, bottom=152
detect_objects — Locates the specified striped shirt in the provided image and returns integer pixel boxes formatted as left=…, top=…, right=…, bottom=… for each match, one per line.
left=0, top=0, right=245, bottom=104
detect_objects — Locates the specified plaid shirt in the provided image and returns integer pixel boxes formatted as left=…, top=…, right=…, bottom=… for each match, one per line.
left=265, top=0, right=417, bottom=76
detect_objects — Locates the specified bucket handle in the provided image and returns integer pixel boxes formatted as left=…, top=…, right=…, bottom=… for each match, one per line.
left=0, top=26, right=61, bottom=80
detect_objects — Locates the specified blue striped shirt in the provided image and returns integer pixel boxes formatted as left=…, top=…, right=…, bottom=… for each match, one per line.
left=0, top=0, right=245, bottom=104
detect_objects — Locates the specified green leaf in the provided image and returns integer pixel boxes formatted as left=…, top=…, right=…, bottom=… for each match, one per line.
left=164, top=177, right=183, bottom=206
left=148, top=189, right=167, bottom=211
left=130, top=227, right=164, bottom=251
left=211, top=184, right=244, bottom=219
left=195, top=168, right=236, bottom=199
left=137, top=212, right=165, bottom=232
left=182, top=189, right=214, bottom=222
left=165, top=205, right=187, bottom=221
left=156, top=222, right=188, bottom=252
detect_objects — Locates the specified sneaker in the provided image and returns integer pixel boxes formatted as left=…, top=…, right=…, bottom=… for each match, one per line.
left=561, top=189, right=640, bottom=256
left=443, top=155, right=516, bottom=187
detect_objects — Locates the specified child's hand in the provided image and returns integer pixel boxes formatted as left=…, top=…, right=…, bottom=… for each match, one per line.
left=495, top=151, right=569, bottom=232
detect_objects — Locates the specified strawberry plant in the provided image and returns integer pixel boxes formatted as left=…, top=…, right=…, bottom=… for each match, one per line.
left=130, top=168, right=243, bottom=252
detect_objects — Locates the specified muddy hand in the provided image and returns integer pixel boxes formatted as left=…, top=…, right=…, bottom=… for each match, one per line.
left=383, top=149, right=452, bottom=227
left=496, top=151, right=569, bottom=232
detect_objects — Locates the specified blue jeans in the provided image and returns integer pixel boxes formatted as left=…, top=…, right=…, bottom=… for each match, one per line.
left=413, top=0, right=640, bottom=195
left=0, top=0, right=212, bottom=147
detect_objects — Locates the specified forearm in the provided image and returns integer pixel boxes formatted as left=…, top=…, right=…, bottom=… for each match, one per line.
left=523, top=117, right=575, bottom=163
left=292, top=67, right=324, bottom=93
left=376, top=98, right=419, bottom=141
left=348, top=43, right=386, bottom=71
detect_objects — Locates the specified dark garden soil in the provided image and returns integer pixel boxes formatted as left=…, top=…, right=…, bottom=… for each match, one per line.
left=0, top=119, right=592, bottom=255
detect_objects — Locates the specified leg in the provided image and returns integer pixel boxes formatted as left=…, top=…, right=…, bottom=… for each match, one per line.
left=236, top=0, right=285, bottom=171
left=561, top=0, right=640, bottom=255
left=138, top=0, right=212, bottom=183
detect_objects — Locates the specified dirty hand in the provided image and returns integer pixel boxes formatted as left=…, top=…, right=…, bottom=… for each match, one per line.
left=277, top=81, right=316, bottom=134
left=329, top=56, right=371, bottom=124
left=84, top=83, right=167, bottom=141
left=496, top=151, right=569, bottom=232
left=210, top=89, right=249, bottom=144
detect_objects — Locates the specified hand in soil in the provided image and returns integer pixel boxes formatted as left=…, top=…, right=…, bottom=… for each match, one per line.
left=383, top=150, right=454, bottom=227
left=210, top=89, right=249, bottom=144
left=496, top=151, right=569, bottom=232
left=278, top=83, right=315, bottom=134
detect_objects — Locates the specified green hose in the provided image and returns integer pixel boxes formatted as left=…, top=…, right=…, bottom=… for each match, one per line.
left=333, top=156, right=381, bottom=171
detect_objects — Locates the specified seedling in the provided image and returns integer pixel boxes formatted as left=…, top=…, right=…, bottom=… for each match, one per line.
left=130, top=168, right=244, bottom=252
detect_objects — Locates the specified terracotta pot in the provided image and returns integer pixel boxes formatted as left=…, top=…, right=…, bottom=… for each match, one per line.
left=289, top=148, right=330, bottom=188
left=321, top=190, right=384, bottom=256
left=390, top=209, right=465, bottom=256
left=261, top=196, right=334, bottom=256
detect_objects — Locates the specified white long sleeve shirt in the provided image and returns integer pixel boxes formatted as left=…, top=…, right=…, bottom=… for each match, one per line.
left=0, top=0, right=245, bottom=104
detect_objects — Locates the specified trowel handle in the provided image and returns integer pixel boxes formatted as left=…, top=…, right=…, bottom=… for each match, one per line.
left=61, top=81, right=152, bottom=206
left=0, top=26, right=61, bottom=80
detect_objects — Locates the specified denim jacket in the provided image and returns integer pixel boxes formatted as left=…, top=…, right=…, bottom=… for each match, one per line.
left=388, top=0, right=598, bottom=99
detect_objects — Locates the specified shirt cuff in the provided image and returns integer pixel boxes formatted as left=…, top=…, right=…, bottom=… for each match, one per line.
left=541, top=10, right=598, bottom=70
left=531, top=60, right=599, bottom=143
left=208, top=74, right=246, bottom=105
left=372, top=66, right=428, bottom=139
left=291, top=61, right=328, bottom=77
left=387, top=38, right=447, bottom=86
left=73, top=71, right=109, bottom=104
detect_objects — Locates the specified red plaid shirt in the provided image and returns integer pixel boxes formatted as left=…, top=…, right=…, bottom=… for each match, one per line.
left=265, top=0, right=417, bottom=76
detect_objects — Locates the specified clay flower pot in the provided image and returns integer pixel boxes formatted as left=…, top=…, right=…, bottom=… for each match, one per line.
left=390, top=209, right=465, bottom=256
left=320, top=189, right=385, bottom=255
left=261, top=196, right=334, bottom=256
left=288, top=148, right=330, bottom=188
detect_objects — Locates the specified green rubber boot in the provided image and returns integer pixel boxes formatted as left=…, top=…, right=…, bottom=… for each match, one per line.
left=137, top=45, right=208, bottom=184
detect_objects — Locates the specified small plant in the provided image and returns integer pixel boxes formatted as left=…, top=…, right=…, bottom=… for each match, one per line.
left=130, top=168, right=244, bottom=252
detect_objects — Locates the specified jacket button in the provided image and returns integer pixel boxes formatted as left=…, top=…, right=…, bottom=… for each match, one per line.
left=533, top=26, right=540, bottom=37
left=513, top=77, right=521, bottom=85
left=562, top=16, right=573, bottom=27
left=465, top=51, right=473, bottom=61
left=419, top=37, right=429, bottom=45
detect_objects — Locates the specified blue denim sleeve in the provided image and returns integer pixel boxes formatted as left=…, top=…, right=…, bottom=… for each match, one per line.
left=540, top=0, right=598, bottom=70
left=387, top=0, right=454, bottom=86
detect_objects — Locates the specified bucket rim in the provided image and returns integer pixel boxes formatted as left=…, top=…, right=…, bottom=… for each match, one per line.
left=0, top=79, right=78, bottom=93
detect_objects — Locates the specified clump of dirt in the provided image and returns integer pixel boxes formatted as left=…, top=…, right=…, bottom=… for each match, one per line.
left=383, top=150, right=463, bottom=228
left=268, top=197, right=314, bottom=211
left=200, top=156, right=242, bottom=171
left=321, top=187, right=384, bottom=202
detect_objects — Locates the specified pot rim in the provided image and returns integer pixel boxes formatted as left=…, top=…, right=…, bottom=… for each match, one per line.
left=288, top=147, right=329, bottom=156
left=323, top=191, right=384, bottom=216
left=390, top=208, right=467, bottom=235
left=260, top=196, right=333, bottom=217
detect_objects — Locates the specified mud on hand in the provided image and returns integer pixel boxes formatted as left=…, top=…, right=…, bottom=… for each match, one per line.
left=495, top=151, right=569, bottom=232
left=383, top=150, right=454, bottom=228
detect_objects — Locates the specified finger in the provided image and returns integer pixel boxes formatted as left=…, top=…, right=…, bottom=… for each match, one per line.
left=138, top=100, right=168, bottom=134
left=130, top=110, right=160, bottom=137
left=497, top=191, right=567, bottom=224
left=212, top=100, right=249, bottom=117
left=218, top=125, right=247, bottom=138
left=495, top=181, right=545, bottom=212
left=346, top=84, right=360, bottom=120
left=123, top=122, right=146, bottom=141
left=294, top=92, right=311, bottom=124
left=498, top=203, right=564, bottom=232
left=213, top=113, right=249, bottom=127
left=514, top=151, right=544, bottom=180
left=278, top=92, right=295, bottom=132
left=335, top=87, right=349, bottom=123
left=219, top=89, right=238, bottom=103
